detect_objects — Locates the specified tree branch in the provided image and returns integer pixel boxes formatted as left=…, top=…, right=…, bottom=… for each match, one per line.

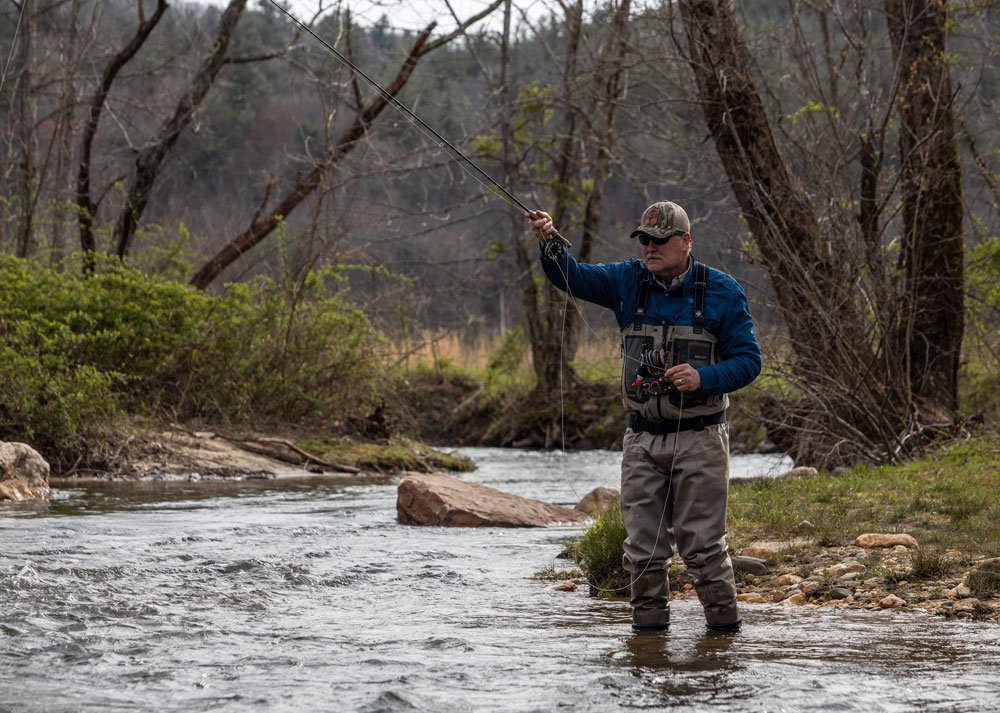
left=76, top=0, right=168, bottom=257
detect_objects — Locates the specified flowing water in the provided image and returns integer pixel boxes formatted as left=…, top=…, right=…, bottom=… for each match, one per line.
left=2, top=447, right=998, bottom=713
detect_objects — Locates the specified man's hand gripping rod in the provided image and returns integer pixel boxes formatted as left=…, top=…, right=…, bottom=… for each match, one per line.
left=527, top=210, right=571, bottom=261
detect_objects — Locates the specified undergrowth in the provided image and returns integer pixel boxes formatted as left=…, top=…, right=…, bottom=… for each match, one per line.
left=0, top=254, right=380, bottom=467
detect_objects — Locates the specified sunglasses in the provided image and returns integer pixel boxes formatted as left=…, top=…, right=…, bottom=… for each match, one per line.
left=637, top=231, right=684, bottom=246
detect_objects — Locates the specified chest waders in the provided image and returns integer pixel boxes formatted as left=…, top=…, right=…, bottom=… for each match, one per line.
left=619, top=262, right=741, bottom=633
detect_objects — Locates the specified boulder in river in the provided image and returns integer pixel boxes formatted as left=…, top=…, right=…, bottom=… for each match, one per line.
left=574, top=486, right=620, bottom=516
left=397, top=473, right=588, bottom=528
left=0, top=442, right=51, bottom=501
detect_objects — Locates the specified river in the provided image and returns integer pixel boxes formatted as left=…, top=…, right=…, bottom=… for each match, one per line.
left=2, top=447, right=998, bottom=712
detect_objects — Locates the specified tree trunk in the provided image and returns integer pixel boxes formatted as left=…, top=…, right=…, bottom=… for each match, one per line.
left=885, top=0, right=964, bottom=412
left=678, top=0, right=866, bottom=373
left=113, top=0, right=248, bottom=259
left=14, top=0, right=34, bottom=258
left=77, top=0, right=168, bottom=258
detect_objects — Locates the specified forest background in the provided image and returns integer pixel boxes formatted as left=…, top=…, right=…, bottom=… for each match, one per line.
left=1, top=0, right=998, bottom=473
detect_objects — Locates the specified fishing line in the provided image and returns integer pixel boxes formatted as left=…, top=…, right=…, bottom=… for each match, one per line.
left=0, top=0, right=27, bottom=97
left=271, top=0, right=685, bottom=599
left=264, top=0, right=571, bottom=249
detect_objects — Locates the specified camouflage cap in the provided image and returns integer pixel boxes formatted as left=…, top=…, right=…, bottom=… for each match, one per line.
left=629, top=201, right=690, bottom=239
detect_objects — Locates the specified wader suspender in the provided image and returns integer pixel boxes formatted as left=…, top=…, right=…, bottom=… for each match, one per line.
left=632, top=278, right=652, bottom=331
left=693, top=262, right=708, bottom=334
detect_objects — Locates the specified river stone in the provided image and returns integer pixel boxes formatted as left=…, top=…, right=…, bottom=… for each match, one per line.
left=830, top=587, right=853, bottom=600
left=780, top=592, right=807, bottom=606
left=776, top=573, right=803, bottom=586
left=574, top=486, right=620, bottom=516
left=738, top=592, right=767, bottom=603
left=740, top=545, right=777, bottom=559
left=879, top=594, right=906, bottom=608
left=777, top=466, right=818, bottom=478
left=732, top=556, right=770, bottom=576
left=0, top=442, right=50, bottom=501
left=855, top=533, right=919, bottom=549
left=396, top=473, right=588, bottom=528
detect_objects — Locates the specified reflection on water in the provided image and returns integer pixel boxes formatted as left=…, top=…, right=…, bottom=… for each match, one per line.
left=1, top=448, right=998, bottom=713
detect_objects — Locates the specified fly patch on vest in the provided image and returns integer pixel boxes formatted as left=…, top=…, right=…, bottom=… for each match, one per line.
left=621, top=323, right=728, bottom=420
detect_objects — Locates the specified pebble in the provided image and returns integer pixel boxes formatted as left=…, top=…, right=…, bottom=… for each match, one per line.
left=947, top=584, right=972, bottom=599
left=879, top=594, right=906, bottom=608
left=780, top=592, right=807, bottom=606
left=776, top=574, right=803, bottom=586
left=839, top=572, right=859, bottom=582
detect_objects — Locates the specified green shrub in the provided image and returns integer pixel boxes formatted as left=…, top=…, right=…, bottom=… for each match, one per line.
left=0, top=255, right=380, bottom=463
left=574, top=508, right=630, bottom=597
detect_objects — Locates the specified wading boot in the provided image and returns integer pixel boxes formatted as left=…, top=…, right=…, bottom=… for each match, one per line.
left=630, top=568, right=670, bottom=631
left=696, top=579, right=740, bottom=633
left=705, top=618, right=742, bottom=633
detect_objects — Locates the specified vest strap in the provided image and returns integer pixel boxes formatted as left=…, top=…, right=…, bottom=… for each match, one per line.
left=632, top=278, right=652, bottom=331
left=693, top=261, right=708, bottom=334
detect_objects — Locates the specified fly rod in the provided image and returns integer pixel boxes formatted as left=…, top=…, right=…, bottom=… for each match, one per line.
left=264, top=0, right=571, bottom=254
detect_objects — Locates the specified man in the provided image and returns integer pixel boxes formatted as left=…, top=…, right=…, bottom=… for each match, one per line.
left=527, top=201, right=761, bottom=633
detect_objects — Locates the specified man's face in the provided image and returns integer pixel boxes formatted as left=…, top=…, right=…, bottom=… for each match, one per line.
left=642, top=232, right=691, bottom=280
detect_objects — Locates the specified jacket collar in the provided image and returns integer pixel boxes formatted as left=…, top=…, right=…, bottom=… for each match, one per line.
left=647, top=256, right=695, bottom=294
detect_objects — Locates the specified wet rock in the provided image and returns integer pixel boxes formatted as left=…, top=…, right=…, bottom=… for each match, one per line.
left=952, top=598, right=992, bottom=616
left=776, top=574, right=803, bottom=587
left=801, top=581, right=821, bottom=596
left=732, top=555, right=770, bottom=576
left=740, top=545, right=777, bottom=560
left=574, top=487, right=620, bottom=516
left=830, top=587, right=853, bottom=600
left=0, top=442, right=50, bottom=501
left=826, top=563, right=848, bottom=578
left=780, top=592, right=807, bottom=606
left=879, top=594, right=906, bottom=608
left=552, top=581, right=578, bottom=592
left=947, top=584, right=972, bottom=600
left=738, top=592, right=767, bottom=603
left=855, top=533, right=918, bottom=549
left=396, top=473, right=589, bottom=528
left=968, top=559, right=1000, bottom=593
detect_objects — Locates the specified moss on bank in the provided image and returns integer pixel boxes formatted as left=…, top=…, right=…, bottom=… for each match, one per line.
left=297, top=436, right=474, bottom=474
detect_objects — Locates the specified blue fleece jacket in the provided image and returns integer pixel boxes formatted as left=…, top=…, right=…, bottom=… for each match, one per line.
left=540, top=249, right=761, bottom=395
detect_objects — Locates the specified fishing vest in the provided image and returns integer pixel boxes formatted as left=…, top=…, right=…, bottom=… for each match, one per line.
left=620, top=261, right=728, bottom=420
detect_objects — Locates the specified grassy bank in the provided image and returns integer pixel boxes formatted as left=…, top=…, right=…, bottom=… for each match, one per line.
left=727, top=435, right=1000, bottom=555
left=559, top=434, right=999, bottom=617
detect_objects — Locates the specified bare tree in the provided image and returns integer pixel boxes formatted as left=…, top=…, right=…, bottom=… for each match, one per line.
left=77, top=0, right=168, bottom=258
left=189, top=0, right=504, bottom=290
left=112, top=0, right=249, bottom=259
left=676, top=0, right=966, bottom=465
left=885, top=0, right=964, bottom=412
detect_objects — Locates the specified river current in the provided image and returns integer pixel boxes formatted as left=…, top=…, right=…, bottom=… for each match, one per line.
left=2, top=447, right=998, bottom=712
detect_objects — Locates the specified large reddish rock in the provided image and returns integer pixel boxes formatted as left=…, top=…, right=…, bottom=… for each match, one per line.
left=397, top=473, right=589, bottom=527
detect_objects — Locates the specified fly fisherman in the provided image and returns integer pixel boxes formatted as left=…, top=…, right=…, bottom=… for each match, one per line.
left=526, top=202, right=761, bottom=633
